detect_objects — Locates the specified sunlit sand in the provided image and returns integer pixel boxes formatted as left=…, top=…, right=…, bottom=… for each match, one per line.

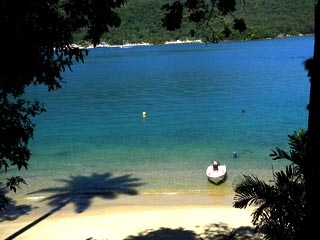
left=1, top=194, right=264, bottom=240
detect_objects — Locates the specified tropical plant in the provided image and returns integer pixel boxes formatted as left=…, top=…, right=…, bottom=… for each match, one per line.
left=233, top=129, right=307, bottom=240
left=270, top=129, right=307, bottom=179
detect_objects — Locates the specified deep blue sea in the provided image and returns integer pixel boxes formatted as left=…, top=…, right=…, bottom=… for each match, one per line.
left=8, top=36, right=313, bottom=200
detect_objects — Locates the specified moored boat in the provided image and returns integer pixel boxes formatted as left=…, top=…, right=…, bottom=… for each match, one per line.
left=206, top=163, right=227, bottom=185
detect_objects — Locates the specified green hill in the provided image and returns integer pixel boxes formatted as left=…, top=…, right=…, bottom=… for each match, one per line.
left=74, top=0, right=315, bottom=45
left=240, top=0, right=314, bottom=39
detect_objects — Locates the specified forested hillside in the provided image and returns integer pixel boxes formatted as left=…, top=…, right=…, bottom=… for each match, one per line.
left=73, top=0, right=315, bottom=45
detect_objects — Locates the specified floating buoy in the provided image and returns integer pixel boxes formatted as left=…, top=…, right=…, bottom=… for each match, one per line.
left=142, top=111, right=147, bottom=118
left=232, top=151, right=238, bottom=158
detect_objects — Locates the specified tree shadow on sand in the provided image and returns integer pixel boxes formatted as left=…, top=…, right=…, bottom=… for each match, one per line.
left=201, top=223, right=264, bottom=240
left=4, top=172, right=144, bottom=240
left=123, top=223, right=264, bottom=240
left=0, top=199, right=33, bottom=222
left=123, top=227, right=198, bottom=240
left=30, top=172, right=144, bottom=213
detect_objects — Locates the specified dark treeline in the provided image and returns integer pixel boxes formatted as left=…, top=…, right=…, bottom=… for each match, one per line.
left=73, top=0, right=315, bottom=46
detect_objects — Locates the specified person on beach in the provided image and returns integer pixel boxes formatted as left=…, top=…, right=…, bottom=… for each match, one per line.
left=212, top=161, right=219, bottom=171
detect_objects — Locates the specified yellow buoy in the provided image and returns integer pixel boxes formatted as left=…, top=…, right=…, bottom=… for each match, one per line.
left=142, top=111, right=147, bottom=118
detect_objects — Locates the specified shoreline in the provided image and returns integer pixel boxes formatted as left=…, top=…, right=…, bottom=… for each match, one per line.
left=73, top=34, right=314, bottom=49
left=1, top=193, right=264, bottom=240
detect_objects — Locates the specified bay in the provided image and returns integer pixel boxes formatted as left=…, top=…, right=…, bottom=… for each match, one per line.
left=8, top=36, right=313, bottom=200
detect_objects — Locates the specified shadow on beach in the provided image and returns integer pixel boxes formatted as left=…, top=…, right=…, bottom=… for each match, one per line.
left=201, top=223, right=264, bottom=240
left=0, top=199, right=33, bottom=222
left=123, top=223, right=264, bottom=240
left=123, top=227, right=198, bottom=240
left=4, top=172, right=144, bottom=240
left=30, top=172, right=144, bottom=213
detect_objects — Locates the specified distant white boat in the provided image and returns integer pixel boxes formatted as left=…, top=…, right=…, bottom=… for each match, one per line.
left=206, top=164, right=227, bottom=185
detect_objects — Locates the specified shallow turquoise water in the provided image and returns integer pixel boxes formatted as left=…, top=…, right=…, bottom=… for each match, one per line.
left=7, top=36, right=313, bottom=199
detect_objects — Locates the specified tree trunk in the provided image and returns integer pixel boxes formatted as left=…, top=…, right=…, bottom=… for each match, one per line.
left=299, top=1, right=320, bottom=239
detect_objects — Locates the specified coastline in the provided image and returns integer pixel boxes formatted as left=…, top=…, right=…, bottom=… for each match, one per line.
left=72, top=34, right=313, bottom=49
left=1, top=193, right=264, bottom=240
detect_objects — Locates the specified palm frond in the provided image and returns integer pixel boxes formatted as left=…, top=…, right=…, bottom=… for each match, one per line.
left=270, top=129, right=307, bottom=169
left=233, top=175, right=273, bottom=209
left=233, top=164, right=305, bottom=239
left=288, top=129, right=307, bottom=152
left=233, top=129, right=307, bottom=239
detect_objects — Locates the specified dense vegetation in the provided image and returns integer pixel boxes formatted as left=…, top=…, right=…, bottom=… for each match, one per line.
left=73, top=0, right=315, bottom=45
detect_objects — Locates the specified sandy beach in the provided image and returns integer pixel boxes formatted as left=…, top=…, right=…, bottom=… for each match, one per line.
left=1, top=193, right=264, bottom=240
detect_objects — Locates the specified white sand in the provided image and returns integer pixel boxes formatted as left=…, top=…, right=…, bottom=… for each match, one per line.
left=1, top=194, right=264, bottom=240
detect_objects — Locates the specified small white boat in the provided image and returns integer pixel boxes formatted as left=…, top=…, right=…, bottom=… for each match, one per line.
left=206, top=164, right=227, bottom=184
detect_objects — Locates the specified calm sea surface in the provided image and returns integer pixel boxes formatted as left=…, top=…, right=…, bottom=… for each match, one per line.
left=7, top=36, right=313, bottom=201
